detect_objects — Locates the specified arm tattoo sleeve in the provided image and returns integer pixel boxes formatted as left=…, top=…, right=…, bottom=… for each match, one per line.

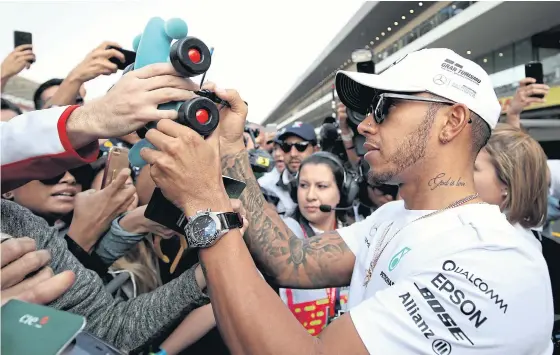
left=221, top=150, right=352, bottom=288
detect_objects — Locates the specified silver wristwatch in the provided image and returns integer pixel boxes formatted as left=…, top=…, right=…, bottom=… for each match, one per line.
left=178, top=209, right=243, bottom=248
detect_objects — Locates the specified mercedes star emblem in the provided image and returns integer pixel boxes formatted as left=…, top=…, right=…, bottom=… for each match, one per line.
left=433, top=74, right=448, bottom=85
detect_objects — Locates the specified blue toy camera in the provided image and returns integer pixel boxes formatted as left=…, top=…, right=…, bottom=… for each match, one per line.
left=127, top=17, right=221, bottom=167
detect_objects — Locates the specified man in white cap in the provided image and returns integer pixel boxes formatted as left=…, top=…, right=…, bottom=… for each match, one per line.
left=141, top=48, right=554, bottom=354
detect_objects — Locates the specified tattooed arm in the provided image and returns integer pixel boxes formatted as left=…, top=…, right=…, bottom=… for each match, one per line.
left=141, top=86, right=368, bottom=355
left=221, top=148, right=355, bottom=288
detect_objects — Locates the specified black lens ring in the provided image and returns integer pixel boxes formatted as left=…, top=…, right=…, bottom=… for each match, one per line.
left=178, top=97, right=219, bottom=137
left=170, top=37, right=212, bottom=77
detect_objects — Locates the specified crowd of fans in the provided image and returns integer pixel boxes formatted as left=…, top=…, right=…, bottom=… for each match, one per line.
left=1, top=37, right=559, bottom=355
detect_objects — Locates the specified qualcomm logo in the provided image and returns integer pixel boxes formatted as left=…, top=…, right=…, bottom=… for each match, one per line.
left=388, top=247, right=411, bottom=271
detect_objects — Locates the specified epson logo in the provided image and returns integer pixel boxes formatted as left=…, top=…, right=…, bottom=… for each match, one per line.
left=431, top=273, right=488, bottom=328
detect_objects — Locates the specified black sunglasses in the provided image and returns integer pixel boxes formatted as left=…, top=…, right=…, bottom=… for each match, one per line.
left=367, top=93, right=455, bottom=124
left=39, top=166, right=93, bottom=187
left=280, top=141, right=310, bottom=153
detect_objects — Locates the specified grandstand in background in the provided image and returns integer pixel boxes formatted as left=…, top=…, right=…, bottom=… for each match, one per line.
left=2, top=75, right=38, bottom=111
left=263, top=1, right=560, bottom=156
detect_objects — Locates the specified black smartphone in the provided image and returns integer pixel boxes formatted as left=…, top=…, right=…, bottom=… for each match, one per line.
left=14, top=31, right=34, bottom=64
left=144, top=176, right=247, bottom=233
left=525, top=62, right=544, bottom=99
left=107, top=46, right=136, bottom=70
left=14, top=30, right=32, bottom=47
left=63, top=331, right=125, bottom=354
left=222, top=176, right=247, bottom=199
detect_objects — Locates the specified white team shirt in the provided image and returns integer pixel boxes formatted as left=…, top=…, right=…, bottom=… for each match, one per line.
left=337, top=200, right=553, bottom=354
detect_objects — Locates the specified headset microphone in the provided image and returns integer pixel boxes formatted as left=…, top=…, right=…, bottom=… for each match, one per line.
left=319, top=205, right=354, bottom=213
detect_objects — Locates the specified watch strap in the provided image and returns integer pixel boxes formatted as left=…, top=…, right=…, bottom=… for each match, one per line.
left=217, top=212, right=243, bottom=230
left=176, top=213, right=189, bottom=231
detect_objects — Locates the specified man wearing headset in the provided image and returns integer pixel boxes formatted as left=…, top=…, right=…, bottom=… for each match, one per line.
left=141, top=49, right=553, bottom=354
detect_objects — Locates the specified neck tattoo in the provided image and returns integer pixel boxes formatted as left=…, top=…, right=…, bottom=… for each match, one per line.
left=428, top=173, right=466, bottom=191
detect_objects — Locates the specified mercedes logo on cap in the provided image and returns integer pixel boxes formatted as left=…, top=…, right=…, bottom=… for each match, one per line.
left=432, top=339, right=452, bottom=355
left=433, top=74, right=448, bottom=86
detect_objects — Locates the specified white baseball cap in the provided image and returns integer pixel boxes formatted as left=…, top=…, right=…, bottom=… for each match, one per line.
left=335, top=48, right=501, bottom=129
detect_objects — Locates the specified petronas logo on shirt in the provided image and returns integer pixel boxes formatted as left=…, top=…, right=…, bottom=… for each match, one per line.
left=388, top=247, right=411, bottom=271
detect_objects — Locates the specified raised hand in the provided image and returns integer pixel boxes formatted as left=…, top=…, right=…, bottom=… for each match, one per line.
left=67, top=41, right=126, bottom=83
left=67, top=63, right=201, bottom=146
left=67, top=169, right=136, bottom=251
left=1, top=45, right=35, bottom=90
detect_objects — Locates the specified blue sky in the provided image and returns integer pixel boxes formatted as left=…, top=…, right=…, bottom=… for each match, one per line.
left=0, top=0, right=363, bottom=123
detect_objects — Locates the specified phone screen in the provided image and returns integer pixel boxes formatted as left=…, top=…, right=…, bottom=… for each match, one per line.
left=107, top=46, right=136, bottom=70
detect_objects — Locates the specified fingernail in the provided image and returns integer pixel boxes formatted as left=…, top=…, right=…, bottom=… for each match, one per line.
left=40, top=267, right=54, bottom=277
left=215, top=87, right=226, bottom=96
left=38, top=249, right=52, bottom=262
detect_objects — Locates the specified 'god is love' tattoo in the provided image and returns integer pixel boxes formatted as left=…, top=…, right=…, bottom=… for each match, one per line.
left=428, top=173, right=466, bottom=190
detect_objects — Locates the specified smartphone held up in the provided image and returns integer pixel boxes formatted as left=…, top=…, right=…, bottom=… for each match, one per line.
left=13, top=30, right=35, bottom=65
left=525, top=61, right=544, bottom=99
left=107, top=46, right=136, bottom=70
left=101, top=147, right=130, bottom=189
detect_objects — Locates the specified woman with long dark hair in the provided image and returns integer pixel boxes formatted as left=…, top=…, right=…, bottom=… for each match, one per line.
left=280, top=152, right=351, bottom=336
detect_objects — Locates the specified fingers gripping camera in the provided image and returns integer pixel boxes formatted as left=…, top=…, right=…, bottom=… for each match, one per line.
left=127, top=17, right=221, bottom=167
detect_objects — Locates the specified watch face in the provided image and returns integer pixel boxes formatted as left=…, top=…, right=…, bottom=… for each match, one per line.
left=191, top=215, right=218, bottom=245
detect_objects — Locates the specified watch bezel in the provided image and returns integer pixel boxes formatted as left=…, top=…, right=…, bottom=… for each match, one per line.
left=186, top=210, right=224, bottom=248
